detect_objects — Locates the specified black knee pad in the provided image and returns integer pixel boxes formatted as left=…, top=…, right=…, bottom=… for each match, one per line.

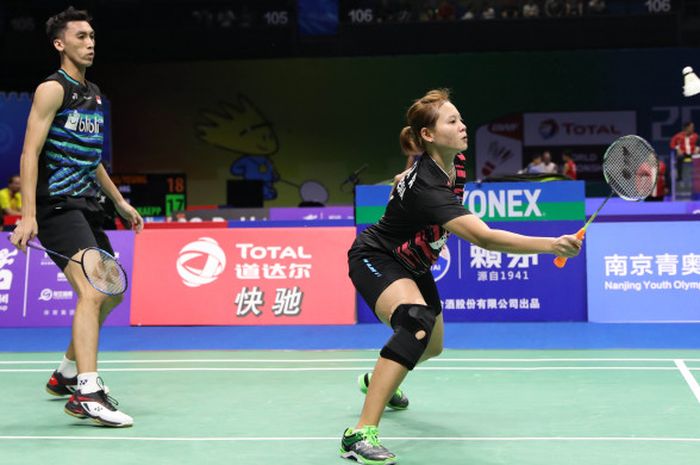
left=380, top=304, right=438, bottom=370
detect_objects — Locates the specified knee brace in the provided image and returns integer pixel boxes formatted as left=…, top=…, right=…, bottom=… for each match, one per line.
left=380, top=304, right=438, bottom=370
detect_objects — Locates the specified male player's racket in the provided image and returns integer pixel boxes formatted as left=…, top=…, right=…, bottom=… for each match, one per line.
left=19, top=239, right=128, bottom=295
left=554, top=135, right=658, bottom=268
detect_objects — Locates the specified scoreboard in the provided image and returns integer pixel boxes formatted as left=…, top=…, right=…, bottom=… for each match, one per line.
left=111, top=173, right=187, bottom=217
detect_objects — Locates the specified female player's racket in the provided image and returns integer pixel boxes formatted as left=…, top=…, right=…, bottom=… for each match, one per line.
left=25, top=240, right=128, bottom=295
left=554, top=135, right=658, bottom=268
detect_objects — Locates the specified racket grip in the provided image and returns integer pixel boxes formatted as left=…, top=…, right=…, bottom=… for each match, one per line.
left=553, top=228, right=586, bottom=268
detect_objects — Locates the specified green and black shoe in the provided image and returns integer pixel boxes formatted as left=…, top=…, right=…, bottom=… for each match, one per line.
left=358, top=373, right=409, bottom=410
left=340, top=425, right=398, bottom=465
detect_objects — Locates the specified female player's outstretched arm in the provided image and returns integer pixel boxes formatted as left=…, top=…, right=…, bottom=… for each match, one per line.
left=443, top=214, right=582, bottom=257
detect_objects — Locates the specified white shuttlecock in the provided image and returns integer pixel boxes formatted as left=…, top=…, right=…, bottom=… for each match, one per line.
left=683, top=66, right=700, bottom=97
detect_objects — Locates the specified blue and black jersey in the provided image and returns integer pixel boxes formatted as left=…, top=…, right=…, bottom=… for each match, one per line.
left=37, top=69, right=104, bottom=198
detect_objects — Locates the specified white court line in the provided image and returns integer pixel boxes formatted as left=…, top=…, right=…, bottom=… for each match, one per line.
left=0, top=366, right=689, bottom=373
left=1, top=357, right=700, bottom=365
left=675, top=359, right=700, bottom=405
left=1, top=435, right=700, bottom=443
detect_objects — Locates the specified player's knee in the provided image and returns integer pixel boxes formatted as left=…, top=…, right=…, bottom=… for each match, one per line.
left=380, top=304, right=438, bottom=370
left=77, top=288, right=109, bottom=308
left=424, top=343, right=443, bottom=360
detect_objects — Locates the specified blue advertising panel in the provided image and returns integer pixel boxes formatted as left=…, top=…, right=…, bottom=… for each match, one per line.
left=587, top=221, right=700, bottom=322
left=357, top=221, right=587, bottom=323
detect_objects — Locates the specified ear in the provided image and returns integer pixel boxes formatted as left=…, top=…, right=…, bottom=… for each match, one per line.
left=53, top=38, right=64, bottom=52
left=420, top=127, right=434, bottom=144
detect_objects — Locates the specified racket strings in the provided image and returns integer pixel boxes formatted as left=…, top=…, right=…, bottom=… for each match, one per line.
left=603, top=135, right=658, bottom=201
left=82, top=249, right=128, bottom=295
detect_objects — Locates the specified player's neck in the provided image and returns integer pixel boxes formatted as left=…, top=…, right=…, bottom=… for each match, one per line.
left=426, top=148, right=456, bottom=173
left=59, top=61, right=87, bottom=85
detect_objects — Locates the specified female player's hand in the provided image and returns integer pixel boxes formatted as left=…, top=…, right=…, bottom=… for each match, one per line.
left=10, top=216, right=38, bottom=252
left=115, top=200, right=144, bottom=233
left=552, top=234, right=582, bottom=258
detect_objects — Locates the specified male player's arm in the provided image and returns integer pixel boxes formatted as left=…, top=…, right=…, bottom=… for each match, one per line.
left=444, top=214, right=581, bottom=257
left=10, top=81, right=64, bottom=252
left=95, top=164, right=144, bottom=233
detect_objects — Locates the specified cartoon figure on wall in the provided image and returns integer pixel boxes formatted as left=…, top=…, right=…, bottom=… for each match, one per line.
left=196, top=94, right=280, bottom=200
left=196, top=94, right=330, bottom=205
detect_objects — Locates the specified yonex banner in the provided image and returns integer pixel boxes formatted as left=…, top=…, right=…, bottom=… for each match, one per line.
left=355, top=181, right=585, bottom=225
left=131, top=227, right=356, bottom=325
left=0, top=231, right=134, bottom=327
left=587, top=221, right=700, bottom=322
left=463, top=181, right=584, bottom=222
left=357, top=221, right=587, bottom=323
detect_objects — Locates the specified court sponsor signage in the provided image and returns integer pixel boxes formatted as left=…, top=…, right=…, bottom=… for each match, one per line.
left=587, top=221, right=700, bottom=322
left=476, top=111, right=637, bottom=182
left=131, top=227, right=356, bottom=325
left=354, top=182, right=584, bottom=224
left=357, top=221, right=587, bottom=323
left=523, top=112, right=637, bottom=147
left=463, top=181, right=584, bottom=221
left=0, top=231, right=134, bottom=327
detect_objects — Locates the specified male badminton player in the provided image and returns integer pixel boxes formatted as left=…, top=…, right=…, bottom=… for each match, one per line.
left=342, top=89, right=581, bottom=464
left=10, top=7, right=143, bottom=427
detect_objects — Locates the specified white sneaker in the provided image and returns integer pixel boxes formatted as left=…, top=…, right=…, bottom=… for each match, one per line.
left=64, top=389, right=133, bottom=427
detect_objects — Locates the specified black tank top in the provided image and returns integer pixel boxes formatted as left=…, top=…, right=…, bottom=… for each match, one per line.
left=37, top=69, right=104, bottom=199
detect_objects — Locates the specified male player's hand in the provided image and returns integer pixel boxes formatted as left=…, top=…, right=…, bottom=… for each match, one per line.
left=115, top=200, right=144, bottom=233
left=10, top=216, right=38, bottom=252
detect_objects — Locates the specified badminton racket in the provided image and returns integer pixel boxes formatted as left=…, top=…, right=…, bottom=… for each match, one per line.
left=554, top=135, right=658, bottom=268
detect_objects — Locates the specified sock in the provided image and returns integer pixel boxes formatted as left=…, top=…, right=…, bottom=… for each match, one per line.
left=77, top=372, right=100, bottom=394
left=58, top=356, right=77, bottom=378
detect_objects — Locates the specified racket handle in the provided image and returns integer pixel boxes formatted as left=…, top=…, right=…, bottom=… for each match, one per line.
left=553, top=228, right=586, bottom=268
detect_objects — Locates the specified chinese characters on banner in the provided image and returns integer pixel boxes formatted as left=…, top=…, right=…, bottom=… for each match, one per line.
left=587, top=221, right=700, bottom=322
left=131, top=227, right=356, bottom=325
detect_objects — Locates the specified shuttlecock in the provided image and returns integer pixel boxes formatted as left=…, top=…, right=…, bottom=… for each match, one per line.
left=683, top=66, right=700, bottom=97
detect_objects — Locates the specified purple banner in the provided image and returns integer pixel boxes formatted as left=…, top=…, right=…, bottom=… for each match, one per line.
left=357, top=221, right=587, bottom=323
left=0, top=231, right=134, bottom=327
left=268, top=206, right=354, bottom=221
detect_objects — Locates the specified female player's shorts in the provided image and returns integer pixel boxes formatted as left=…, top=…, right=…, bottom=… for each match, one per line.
left=348, top=243, right=441, bottom=316
left=36, top=196, right=115, bottom=270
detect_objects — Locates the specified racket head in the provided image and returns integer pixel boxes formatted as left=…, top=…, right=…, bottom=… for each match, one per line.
left=80, top=247, right=128, bottom=296
left=602, top=135, right=658, bottom=201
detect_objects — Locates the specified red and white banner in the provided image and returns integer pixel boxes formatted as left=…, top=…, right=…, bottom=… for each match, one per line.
left=131, top=227, right=357, bottom=325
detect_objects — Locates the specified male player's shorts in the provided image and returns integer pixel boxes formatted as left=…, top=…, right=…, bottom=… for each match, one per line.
left=348, top=241, right=441, bottom=315
left=36, top=196, right=114, bottom=271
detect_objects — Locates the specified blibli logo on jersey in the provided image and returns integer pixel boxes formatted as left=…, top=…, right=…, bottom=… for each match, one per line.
left=464, top=189, right=542, bottom=220
left=64, top=110, right=101, bottom=134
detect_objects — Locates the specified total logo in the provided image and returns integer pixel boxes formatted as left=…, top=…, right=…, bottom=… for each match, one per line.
left=64, top=110, right=101, bottom=134
left=538, top=119, right=559, bottom=139
left=431, top=245, right=451, bottom=282
left=176, top=237, right=227, bottom=287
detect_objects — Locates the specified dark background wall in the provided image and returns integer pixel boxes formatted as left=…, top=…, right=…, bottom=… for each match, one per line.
left=1, top=0, right=698, bottom=206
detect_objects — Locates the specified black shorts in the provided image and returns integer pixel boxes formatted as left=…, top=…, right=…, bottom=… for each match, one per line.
left=36, top=196, right=114, bottom=271
left=348, top=242, right=441, bottom=315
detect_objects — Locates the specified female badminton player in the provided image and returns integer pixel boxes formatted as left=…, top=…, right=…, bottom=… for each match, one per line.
left=341, top=89, right=581, bottom=464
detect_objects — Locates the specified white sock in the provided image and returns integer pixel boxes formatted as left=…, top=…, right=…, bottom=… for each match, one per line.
left=58, top=356, right=77, bottom=378
left=77, top=372, right=100, bottom=394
